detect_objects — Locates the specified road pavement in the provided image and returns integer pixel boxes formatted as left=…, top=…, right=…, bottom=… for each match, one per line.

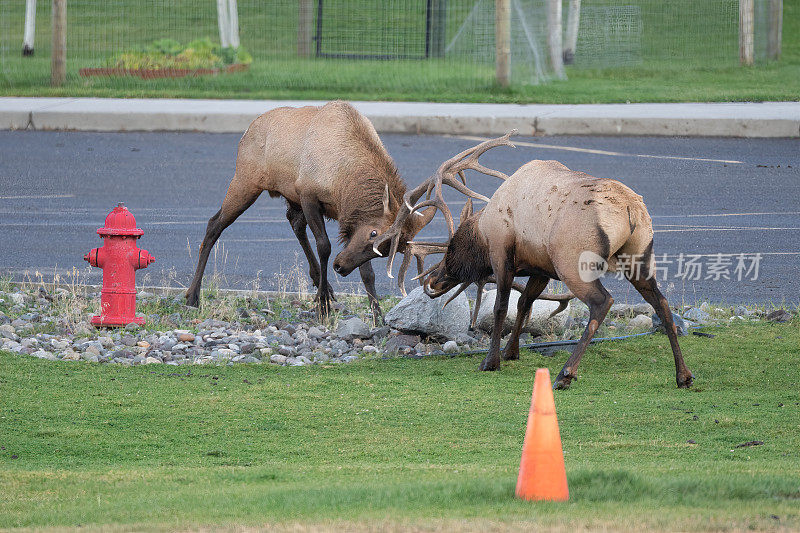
left=0, top=131, right=797, bottom=304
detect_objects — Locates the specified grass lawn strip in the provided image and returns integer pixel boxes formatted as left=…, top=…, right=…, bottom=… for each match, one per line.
left=1, top=303, right=798, bottom=529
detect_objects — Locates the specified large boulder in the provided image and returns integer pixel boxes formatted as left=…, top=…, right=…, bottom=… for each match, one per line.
left=475, top=289, right=570, bottom=336
left=385, top=286, right=471, bottom=342
left=335, top=317, right=371, bottom=340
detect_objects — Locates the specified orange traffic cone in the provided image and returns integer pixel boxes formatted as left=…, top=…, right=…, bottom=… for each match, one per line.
left=515, top=368, right=569, bottom=501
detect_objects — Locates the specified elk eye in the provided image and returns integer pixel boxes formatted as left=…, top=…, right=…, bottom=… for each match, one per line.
left=370, top=230, right=378, bottom=238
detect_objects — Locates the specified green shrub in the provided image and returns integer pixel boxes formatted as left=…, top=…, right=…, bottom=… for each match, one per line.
left=103, top=38, right=251, bottom=70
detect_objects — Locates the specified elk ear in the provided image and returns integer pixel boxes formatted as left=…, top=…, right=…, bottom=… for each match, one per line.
left=382, top=184, right=390, bottom=217
left=404, top=206, right=437, bottom=239
left=460, top=198, right=473, bottom=225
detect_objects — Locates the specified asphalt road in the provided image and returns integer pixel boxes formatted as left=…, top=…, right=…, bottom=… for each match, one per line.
left=1, top=131, right=798, bottom=305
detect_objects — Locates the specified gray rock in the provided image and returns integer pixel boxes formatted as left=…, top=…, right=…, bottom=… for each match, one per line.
left=9, top=293, right=25, bottom=306
left=385, top=286, right=470, bottom=341
left=766, top=309, right=792, bottom=323
left=475, top=290, right=570, bottom=336
left=270, top=354, right=287, bottom=365
left=341, top=355, right=359, bottom=363
left=51, top=339, right=70, bottom=351
left=362, top=345, right=379, bottom=354
left=442, top=340, right=459, bottom=353
left=0, top=324, right=17, bottom=340
left=85, top=344, right=103, bottom=357
left=628, top=314, right=653, bottom=330
left=371, top=326, right=391, bottom=341
left=239, top=343, right=256, bottom=354
left=330, top=339, right=350, bottom=354
left=607, top=303, right=634, bottom=318
left=307, top=326, right=326, bottom=339
left=31, top=349, right=56, bottom=360
left=336, top=317, right=372, bottom=340
left=384, top=334, right=421, bottom=354
left=684, top=307, right=711, bottom=324
left=278, top=345, right=296, bottom=357
left=651, top=312, right=689, bottom=336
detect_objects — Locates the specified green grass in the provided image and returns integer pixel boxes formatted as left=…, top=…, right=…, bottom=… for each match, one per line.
left=2, top=320, right=799, bottom=530
left=0, top=0, right=799, bottom=103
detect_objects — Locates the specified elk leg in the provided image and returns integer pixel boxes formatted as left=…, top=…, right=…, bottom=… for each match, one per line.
left=626, top=272, right=693, bottom=388
left=479, top=262, right=514, bottom=371
left=286, top=201, right=325, bottom=290
left=502, top=275, right=549, bottom=361
left=359, top=261, right=384, bottom=324
left=301, top=198, right=335, bottom=320
left=554, top=280, right=613, bottom=390
left=185, top=187, right=260, bottom=307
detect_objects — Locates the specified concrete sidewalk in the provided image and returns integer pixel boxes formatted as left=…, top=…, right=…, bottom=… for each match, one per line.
left=1, top=97, right=798, bottom=137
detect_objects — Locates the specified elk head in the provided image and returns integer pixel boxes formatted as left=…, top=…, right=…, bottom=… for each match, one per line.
left=332, top=183, right=436, bottom=277
left=377, top=131, right=517, bottom=294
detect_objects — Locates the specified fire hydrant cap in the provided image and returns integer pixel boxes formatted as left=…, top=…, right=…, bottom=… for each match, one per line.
left=97, top=203, right=144, bottom=237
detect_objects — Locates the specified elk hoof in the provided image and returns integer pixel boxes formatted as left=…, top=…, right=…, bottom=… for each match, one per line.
left=553, top=368, right=575, bottom=390
left=313, top=283, right=337, bottom=304
left=677, top=371, right=694, bottom=388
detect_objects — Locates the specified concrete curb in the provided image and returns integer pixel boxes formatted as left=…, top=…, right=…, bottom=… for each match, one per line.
left=1, top=97, right=799, bottom=137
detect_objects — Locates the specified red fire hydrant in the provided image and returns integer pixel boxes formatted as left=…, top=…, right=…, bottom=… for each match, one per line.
left=84, top=203, right=155, bottom=327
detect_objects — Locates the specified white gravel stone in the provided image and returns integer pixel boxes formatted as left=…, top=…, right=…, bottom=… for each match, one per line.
left=62, top=351, right=81, bottom=361
left=270, top=354, right=287, bottom=365
left=628, top=314, right=653, bottom=330
left=442, top=340, right=459, bottom=353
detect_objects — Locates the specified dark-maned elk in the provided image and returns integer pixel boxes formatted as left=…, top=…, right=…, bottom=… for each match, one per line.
left=384, top=133, right=693, bottom=390
left=185, top=101, right=434, bottom=320
left=403, top=228, right=573, bottom=331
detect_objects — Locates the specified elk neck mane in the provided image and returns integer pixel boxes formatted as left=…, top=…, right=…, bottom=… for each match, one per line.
left=446, top=215, right=491, bottom=283
left=337, top=107, right=406, bottom=241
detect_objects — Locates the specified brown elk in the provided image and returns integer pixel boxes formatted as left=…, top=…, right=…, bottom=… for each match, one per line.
left=185, top=101, right=434, bottom=320
left=383, top=133, right=694, bottom=390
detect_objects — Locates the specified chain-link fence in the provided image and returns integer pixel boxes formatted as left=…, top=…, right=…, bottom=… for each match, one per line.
left=0, top=0, right=781, bottom=94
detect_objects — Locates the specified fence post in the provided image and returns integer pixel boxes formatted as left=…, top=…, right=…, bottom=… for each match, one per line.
left=547, top=0, right=565, bottom=78
left=227, top=0, right=240, bottom=48
left=496, top=0, right=510, bottom=87
left=217, top=0, right=231, bottom=48
left=430, top=0, right=447, bottom=58
left=767, top=0, right=782, bottom=60
left=563, top=0, right=580, bottom=64
left=51, top=0, right=66, bottom=86
left=23, top=0, right=37, bottom=56
left=298, top=0, right=313, bottom=57
left=739, top=0, right=754, bottom=66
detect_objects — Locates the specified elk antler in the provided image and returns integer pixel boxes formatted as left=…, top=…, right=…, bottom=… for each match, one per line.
left=375, top=130, right=517, bottom=285
left=397, top=241, right=448, bottom=296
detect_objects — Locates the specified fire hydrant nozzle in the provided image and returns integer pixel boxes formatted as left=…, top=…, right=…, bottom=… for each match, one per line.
left=83, top=204, right=154, bottom=327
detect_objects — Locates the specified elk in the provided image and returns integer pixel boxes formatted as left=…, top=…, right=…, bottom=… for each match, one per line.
left=382, top=133, right=693, bottom=390
left=185, top=101, right=434, bottom=320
